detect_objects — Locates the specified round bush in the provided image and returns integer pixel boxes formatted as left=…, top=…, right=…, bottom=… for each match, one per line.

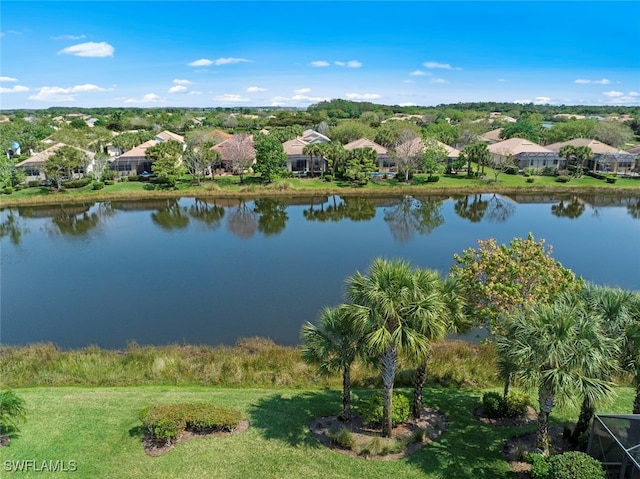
left=526, top=177, right=535, bottom=183
left=92, top=181, right=105, bottom=190
left=546, top=451, right=605, bottom=479
left=482, top=391, right=505, bottom=418
left=556, top=176, right=571, bottom=183
left=360, top=392, right=410, bottom=426
left=3, top=187, right=14, bottom=195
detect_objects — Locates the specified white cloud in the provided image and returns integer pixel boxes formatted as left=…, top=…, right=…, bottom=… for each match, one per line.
left=214, top=94, right=250, bottom=103
left=291, top=94, right=326, bottom=102
left=0, top=85, right=29, bottom=93
left=430, top=78, right=450, bottom=84
left=52, top=34, right=86, bottom=41
left=188, top=91, right=203, bottom=95
left=213, top=57, right=250, bottom=65
left=188, top=58, right=213, bottom=67
left=603, top=90, right=624, bottom=98
left=247, top=86, right=266, bottom=92
left=345, top=93, right=381, bottom=100
left=0, top=76, right=18, bottom=82
left=423, top=61, right=462, bottom=70
left=533, top=96, right=551, bottom=105
left=173, top=79, right=192, bottom=85
left=403, top=80, right=414, bottom=84
left=410, top=70, right=431, bottom=76
left=601, top=91, right=639, bottom=105
left=335, top=60, right=362, bottom=68
left=270, top=94, right=328, bottom=105
left=294, top=88, right=311, bottom=94
left=398, top=102, right=417, bottom=107
left=311, top=60, right=330, bottom=67
left=58, top=41, right=114, bottom=57
left=168, top=85, right=188, bottom=93
left=124, top=93, right=163, bottom=104
left=28, top=84, right=106, bottom=101
left=497, top=78, right=507, bottom=82
left=574, top=78, right=610, bottom=85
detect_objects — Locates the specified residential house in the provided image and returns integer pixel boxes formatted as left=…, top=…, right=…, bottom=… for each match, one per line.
left=344, top=138, right=389, bottom=171
left=487, top=138, right=563, bottom=171
left=283, top=130, right=331, bottom=173
left=480, top=128, right=504, bottom=144
left=212, top=134, right=256, bottom=174
left=15, top=143, right=95, bottom=183
left=393, top=137, right=461, bottom=172
left=546, top=138, right=637, bottom=174
left=109, top=130, right=185, bottom=177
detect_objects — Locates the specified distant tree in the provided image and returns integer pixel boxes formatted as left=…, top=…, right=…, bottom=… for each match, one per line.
left=424, top=121, right=458, bottom=146
left=253, top=134, right=286, bottom=183
left=420, top=137, right=448, bottom=177
left=344, top=147, right=377, bottom=184
left=45, top=146, right=85, bottom=190
left=182, top=147, right=219, bottom=185
left=460, top=142, right=490, bottom=176
left=487, top=150, right=517, bottom=182
left=0, top=155, right=12, bottom=189
left=302, top=142, right=325, bottom=177
left=594, top=121, right=634, bottom=149
left=500, top=120, right=542, bottom=143
left=320, top=142, right=346, bottom=178
left=393, top=128, right=421, bottom=182
left=147, top=140, right=185, bottom=186
left=327, top=121, right=376, bottom=145
left=69, top=117, right=88, bottom=129
left=221, top=134, right=256, bottom=184
left=560, top=145, right=593, bottom=177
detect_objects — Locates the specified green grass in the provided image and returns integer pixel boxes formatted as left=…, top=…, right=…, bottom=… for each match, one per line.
left=3, top=169, right=639, bottom=207
left=0, top=386, right=634, bottom=478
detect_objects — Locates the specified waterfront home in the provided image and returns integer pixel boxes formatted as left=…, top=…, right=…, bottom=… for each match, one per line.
left=487, top=138, right=563, bottom=172
left=344, top=138, right=390, bottom=171
left=15, top=142, right=95, bottom=183
left=110, top=130, right=185, bottom=177
left=546, top=138, right=638, bottom=174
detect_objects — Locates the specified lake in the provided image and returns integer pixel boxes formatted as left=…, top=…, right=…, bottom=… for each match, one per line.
left=1, top=192, right=639, bottom=349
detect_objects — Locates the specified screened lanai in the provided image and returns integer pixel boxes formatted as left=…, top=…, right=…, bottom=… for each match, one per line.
left=588, top=414, right=640, bottom=479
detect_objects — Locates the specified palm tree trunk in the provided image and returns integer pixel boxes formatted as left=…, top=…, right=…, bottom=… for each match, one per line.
left=537, top=388, right=554, bottom=455
left=381, top=347, right=398, bottom=438
left=341, top=365, right=351, bottom=422
left=571, top=398, right=595, bottom=445
left=412, top=362, right=426, bottom=419
left=633, top=386, right=640, bottom=414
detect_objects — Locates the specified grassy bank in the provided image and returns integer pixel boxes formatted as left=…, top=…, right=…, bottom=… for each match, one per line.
left=0, top=386, right=634, bottom=479
left=0, top=339, right=499, bottom=389
left=2, top=172, right=639, bottom=207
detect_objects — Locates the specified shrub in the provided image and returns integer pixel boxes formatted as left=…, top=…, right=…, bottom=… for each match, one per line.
left=482, top=391, right=505, bottom=418
left=606, top=176, right=617, bottom=184
left=27, top=180, right=40, bottom=188
left=3, top=187, right=13, bottom=194
left=62, top=178, right=92, bottom=189
left=330, top=428, right=357, bottom=450
left=527, top=452, right=550, bottom=479
left=504, top=390, right=531, bottom=417
left=128, top=175, right=141, bottom=182
left=526, top=177, right=535, bottom=183
left=140, top=403, right=242, bottom=445
left=324, top=174, right=333, bottom=182
left=541, top=167, right=558, bottom=176
left=546, top=451, right=606, bottom=479
left=104, top=180, right=115, bottom=185
left=482, top=391, right=530, bottom=418
left=360, top=392, right=410, bottom=426
left=556, top=176, right=571, bottom=183
left=505, top=166, right=519, bottom=175
left=427, top=175, right=440, bottom=182
left=0, top=389, right=27, bottom=432
left=92, top=181, right=105, bottom=190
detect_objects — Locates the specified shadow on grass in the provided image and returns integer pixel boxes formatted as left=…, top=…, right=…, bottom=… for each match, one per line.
left=405, top=387, right=531, bottom=479
left=128, top=425, right=146, bottom=439
left=249, top=390, right=342, bottom=448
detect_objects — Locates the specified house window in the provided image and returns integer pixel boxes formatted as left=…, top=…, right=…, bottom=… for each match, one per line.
left=543, top=160, right=547, bottom=166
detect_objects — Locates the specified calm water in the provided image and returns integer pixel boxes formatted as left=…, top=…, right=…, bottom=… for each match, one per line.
left=1, top=193, right=639, bottom=349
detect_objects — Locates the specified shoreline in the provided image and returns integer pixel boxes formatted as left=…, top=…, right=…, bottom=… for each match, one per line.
left=2, top=183, right=640, bottom=208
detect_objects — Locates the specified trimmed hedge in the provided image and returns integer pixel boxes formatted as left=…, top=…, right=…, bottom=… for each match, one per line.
left=140, top=403, right=243, bottom=445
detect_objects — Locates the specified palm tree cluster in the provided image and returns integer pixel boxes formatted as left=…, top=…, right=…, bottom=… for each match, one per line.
left=302, top=254, right=640, bottom=454
left=302, top=258, right=468, bottom=438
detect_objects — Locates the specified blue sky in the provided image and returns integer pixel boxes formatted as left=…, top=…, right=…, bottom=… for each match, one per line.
left=1, top=1, right=638, bottom=109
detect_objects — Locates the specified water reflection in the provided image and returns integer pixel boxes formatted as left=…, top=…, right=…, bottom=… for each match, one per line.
left=383, top=195, right=444, bottom=243
left=454, top=194, right=489, bottom=222
left=189, top=198, right=225, bottom=230
left=151, top=202, right=190, bottom=230
left=484, top=193, right=516, bottom=223
left=0, top=210, right=28, bottom=245
left=254, top=198, right=288, bottom=236
left=551, top=195, right=586, bottom=219
left=226, top=199, right=258, bottom=238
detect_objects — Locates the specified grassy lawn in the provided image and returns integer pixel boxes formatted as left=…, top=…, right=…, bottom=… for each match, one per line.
left=0, top=386, right=634, bottom=478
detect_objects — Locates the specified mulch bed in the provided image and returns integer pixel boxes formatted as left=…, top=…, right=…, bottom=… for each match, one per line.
left=309, top=407, right=447, bottom=460
left=143, top=419, right=250, bottom=457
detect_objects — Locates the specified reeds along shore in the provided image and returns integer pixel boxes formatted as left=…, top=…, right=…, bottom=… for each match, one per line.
left=0, top=338, right=500, bottom=389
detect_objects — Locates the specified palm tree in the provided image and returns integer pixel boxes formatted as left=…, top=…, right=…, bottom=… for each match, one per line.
left=345, top=258, right=444, bottom=437
left=301, top=305, right=366, bottom=422
left=570, top=285, right=632, bottom=443
left=411, top=276, right=469, bottom=418
left=622, top=293, right=640, bottom=413
left=498, top=293, right=617, bottom=455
